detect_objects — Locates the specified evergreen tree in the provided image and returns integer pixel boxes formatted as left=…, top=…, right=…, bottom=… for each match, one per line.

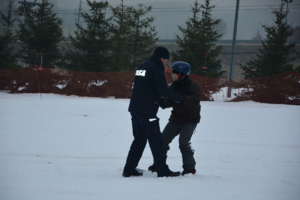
left=129, top=4, right=157, bottom=67
left=240, top=1, right=297, bottom=78
left=65, top=0, right=111, bottom=72
left=129, top=4, right=158, bottom=67
left=16, top=0, right=63, bottom=68
left=0, top=0, right=20, bottom=69
left=172, top=0, right=224, bottom=78
left=109, top=2, right=157, bottom=71
left=110, top=0, right=136, bottom=71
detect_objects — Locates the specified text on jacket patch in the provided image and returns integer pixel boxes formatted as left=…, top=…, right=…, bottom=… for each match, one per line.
left=135, top=70, right=146, bottom=76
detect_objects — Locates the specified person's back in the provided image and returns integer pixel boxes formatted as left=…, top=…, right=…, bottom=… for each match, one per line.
left=129, top=54, right=180, bottom=116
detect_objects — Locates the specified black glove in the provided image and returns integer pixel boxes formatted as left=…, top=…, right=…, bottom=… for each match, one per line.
left=160, top=98, right=172, bottom=109
left=175, top=94, right=185, bottom=104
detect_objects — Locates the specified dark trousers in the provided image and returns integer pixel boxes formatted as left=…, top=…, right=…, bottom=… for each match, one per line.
left=123, top=112, right=171, bottom=177
left=162, top=121, right=197, bottom=170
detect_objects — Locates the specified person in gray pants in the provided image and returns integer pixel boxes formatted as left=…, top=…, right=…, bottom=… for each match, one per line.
left=148, top=61, right=201, bottom=175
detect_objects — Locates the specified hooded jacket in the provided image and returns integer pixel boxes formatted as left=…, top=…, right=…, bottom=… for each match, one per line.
left=128, top=54, right=181, bottom=116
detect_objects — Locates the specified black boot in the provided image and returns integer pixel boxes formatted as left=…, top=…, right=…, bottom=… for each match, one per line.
left=122, top=169, right=143, bottom=177
left=148, top=163, right=156, bottom=172
left=181, top=169, right=196, bottom=176
left=166, top=171, right=181, bottom=177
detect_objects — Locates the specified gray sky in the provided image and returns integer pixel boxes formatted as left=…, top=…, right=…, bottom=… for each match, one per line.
left=52, top=0, right=300, bottom=39
left=1, top=0, right=300, bottom=39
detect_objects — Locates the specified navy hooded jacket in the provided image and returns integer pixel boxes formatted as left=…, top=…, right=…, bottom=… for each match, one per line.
left=128, top=55, right=181, bottom=116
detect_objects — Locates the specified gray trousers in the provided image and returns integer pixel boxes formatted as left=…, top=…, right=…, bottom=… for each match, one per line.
left=162, top=121, right=197, bottom=170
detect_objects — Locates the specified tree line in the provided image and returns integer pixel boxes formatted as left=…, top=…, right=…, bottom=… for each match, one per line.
left=0, top=0, right=299, bottom=78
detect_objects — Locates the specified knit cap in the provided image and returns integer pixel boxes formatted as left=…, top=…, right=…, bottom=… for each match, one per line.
left=153, top=46, right=170, bottom=59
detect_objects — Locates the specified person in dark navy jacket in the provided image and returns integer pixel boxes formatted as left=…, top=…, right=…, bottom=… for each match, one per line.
left=123, top=46, right=184, bottom=178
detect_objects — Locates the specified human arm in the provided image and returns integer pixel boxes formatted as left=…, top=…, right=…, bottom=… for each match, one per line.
left=181, top=84, right=201, bottom=107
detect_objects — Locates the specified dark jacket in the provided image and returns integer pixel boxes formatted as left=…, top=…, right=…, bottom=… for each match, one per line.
left=128, top=55, right=181, bottom=116
left=168, top=76, right=201, bottom=124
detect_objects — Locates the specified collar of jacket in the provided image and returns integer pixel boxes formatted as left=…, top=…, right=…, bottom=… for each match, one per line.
left=150, top=54, right=164, bottom=70
left=171, top=76, right=192, bottom=92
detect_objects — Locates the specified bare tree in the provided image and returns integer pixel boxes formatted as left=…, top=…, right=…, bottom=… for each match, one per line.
left=288, top=25, right=300, bottom=40
left=214, top=18, right=227, bottom=37
left=252, top=27, right=264, bottom=40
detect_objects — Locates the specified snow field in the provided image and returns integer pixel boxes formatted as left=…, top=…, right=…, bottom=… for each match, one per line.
left=0, top=92, right=299, bottom=200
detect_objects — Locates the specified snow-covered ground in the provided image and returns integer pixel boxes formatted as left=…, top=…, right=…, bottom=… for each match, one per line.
left=0, top=92, right=299, bottom=200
